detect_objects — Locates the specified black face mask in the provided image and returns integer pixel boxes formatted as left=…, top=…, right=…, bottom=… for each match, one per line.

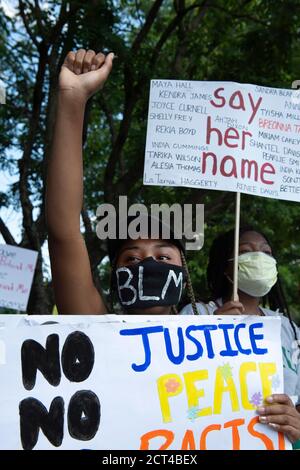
left=113, top=257, right=186, bottom=310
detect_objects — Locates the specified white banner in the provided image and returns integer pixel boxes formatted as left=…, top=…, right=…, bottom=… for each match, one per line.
left=0, top=244, right=38, bottom=311
left=0, top=314, right=291, bottom=450
left=0, top=79, right=5, bottom=104
left=144, top=80, right=300, bottom=202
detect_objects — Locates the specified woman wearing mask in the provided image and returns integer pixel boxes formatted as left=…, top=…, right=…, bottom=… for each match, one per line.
left=180, top=227, right=300, bottom=446
left=46, top=49, right=198, bottom=316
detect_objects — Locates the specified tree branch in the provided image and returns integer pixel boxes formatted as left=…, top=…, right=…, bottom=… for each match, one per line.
left=131, top=0, right=165, bottom=54
left=81, top=207, right=108, bottom=302
left=47, top=1, right=78, bottom=45
left=33, top=0, right=45, bottom=36
left=172, top=0, right=209, bottom=75
left=18, top=42, right=49, bottom=249
left=104, top=93, right=137, bottom=201
left=102, top=0, right=169, bottom=189
left=34, top=209, right=48, bottom=247
left=81, top=207, right=94, bottom=235
left=205, top=3, right=269, bottom=26
left=18, top=0, right=41, bottom=49
left=105, top=2, right=207, bottom=201
left=103, top=2, right=208, bottom=199
left=0, top=217, right=17, bottom=245
left=205, top=192, right=233, bottom=219
left=99, top=95, right=116, bottom=146
left=149, top=2, right=206, bottom=68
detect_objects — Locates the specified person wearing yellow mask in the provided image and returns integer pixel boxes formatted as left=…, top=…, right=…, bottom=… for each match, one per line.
left=180, top=227, right=300, bottom=446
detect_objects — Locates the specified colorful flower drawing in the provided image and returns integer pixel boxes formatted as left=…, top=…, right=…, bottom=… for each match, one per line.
left=250, top=392, right=263, bottom=407
left=165, top=378, right=181, bottom=393
left=272, top=374, right=281, bottom=390
left=187, top=406, right=200, bottom=421
left=219, top=363, right=233, bottom=380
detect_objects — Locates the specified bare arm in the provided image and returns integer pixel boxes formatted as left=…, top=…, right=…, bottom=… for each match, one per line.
left=46, top=49, right=114, bottom=314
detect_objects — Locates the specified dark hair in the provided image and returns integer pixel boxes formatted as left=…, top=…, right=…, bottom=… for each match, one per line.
left=106, top=214, right=186, bottom=264
left=207, top=226, right=299, bottom=343
left=180, top=251, right=198, bottom=315
left=109, top=246, right=198, bottom=315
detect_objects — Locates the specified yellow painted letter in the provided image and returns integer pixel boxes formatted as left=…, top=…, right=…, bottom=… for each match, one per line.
left=213, top=366, right=239, bottom=414
left=259, top=363, right=277, bottom=399
left=183, top=370, right=212, bottom=417
left=239, top=362, right=257, bottom=410
left=157, top=374, right=183, bottom=423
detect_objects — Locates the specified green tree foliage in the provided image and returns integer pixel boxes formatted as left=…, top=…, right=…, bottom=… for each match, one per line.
left=0, top=0, right=299, bottom=319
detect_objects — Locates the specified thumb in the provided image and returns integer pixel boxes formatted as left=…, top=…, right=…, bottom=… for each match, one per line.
left=96, top=52, right=114, bottom=84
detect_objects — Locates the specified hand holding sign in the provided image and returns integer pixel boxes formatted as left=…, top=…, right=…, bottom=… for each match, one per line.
left=214, top=300, right=245, bottom=315
left=257, top=394, right=300, bottom=443
left=59, top=50, right=114, bottom=101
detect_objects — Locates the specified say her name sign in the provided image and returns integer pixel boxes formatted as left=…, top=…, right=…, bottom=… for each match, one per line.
left=0, top=315, right=291, bottom=450
left=143, top=80, right=300, bottom=202
left=0, top=244, right=38, bottom=311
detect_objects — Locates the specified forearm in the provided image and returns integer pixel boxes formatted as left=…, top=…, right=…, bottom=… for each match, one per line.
left=46, top=90, right=87, bottom=240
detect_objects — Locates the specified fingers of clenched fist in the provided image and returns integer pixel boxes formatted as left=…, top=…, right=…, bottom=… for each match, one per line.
left=60, top=49, right=114, bottom=99
left=63, top=50, right=110, bottom=75
left=90, top=52, right=106, bottom=72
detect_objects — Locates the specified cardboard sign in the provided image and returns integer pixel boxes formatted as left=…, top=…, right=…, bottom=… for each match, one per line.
left=143, top=80, right=300, bottom=202
left=0, top=244, right=38, bottom=311
left=0, top=314, right=291, bottom=450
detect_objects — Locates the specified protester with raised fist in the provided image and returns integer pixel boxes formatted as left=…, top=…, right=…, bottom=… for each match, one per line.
left=46, top=50, right=198, bottom=316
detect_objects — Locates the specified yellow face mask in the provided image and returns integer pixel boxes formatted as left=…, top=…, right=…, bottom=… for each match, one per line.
left=235, top=251, right=278, bottom=298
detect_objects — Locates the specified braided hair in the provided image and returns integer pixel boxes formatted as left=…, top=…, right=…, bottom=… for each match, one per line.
left=180, top=251, right=198, bottom=315
left=207, top=226, right=299, bottom=345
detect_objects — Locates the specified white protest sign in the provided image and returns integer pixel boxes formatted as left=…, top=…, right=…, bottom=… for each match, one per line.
left=143, top=80, right=300, bottom=202
left=0, top=314, right=291, bottom=450
left=0, top=244, right=38, bottom=311
left=0, top=79, right=5, bottom=104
